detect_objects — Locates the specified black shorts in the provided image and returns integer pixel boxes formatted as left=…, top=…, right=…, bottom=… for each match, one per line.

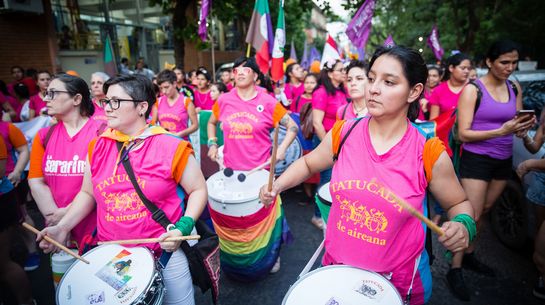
left=459, top=149, right=512, bottom=181
left=0, top=190, right=20, bottom=232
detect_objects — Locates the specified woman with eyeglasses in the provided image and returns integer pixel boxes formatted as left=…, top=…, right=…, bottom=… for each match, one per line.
left=36, top=74, right=207, bottom=305
left=310, top=58, right=347, bottom=230
left=28, top=74, right=100, bottom=249
left=89, top=71, right=110, bottom=126
left=206, top=56, right=298, bottom=278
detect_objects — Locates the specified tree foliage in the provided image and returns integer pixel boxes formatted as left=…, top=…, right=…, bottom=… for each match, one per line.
left=341, top=0, right=545, bottom=65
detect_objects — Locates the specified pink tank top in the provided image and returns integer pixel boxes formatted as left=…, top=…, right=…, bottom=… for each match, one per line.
left=90, top=134, right=187, bottom=254
left=38, top=119, right=100, bottom=246
left=325, top=117, right=427, bottom=275
left=157, top=94, right=190, bottom=135
left=215, top=89, right=286, bottom=170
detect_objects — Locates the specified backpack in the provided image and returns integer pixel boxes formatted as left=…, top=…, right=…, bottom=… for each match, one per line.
left=332, top=118, right=438, bottom=265
left=299, top=101, right=314, bottom=140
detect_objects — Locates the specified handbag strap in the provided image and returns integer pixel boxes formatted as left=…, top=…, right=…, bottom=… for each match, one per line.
left=116, top=141, right=171, bottom=229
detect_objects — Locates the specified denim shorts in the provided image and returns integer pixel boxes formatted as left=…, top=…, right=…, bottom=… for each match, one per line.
left=527, top=171, right=545, bottom=206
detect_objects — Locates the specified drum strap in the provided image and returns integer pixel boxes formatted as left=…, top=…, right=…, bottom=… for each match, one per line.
left=405, top=255, right=421, bottom=305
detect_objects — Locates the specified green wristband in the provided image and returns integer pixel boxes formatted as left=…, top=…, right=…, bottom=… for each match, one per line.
left=451, top=213, right=476, bottom=243
left=175, top=216, right=195, bottom=236
left=444, top=213, right=477, bottom=260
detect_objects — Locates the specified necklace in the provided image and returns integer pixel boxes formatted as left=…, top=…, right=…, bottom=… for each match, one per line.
left=353, top=103, right=366, bottom=114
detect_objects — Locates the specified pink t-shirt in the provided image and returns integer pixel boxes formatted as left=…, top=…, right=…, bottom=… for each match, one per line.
left=325, top=117, right=428, bottom=303
left=290, top=95, right=312, bottom=113
left=428, top=82, right=463, bottom=115
left=33, top=119, right=100, bottom=246
left=91, top=99, right=108, bottom=125
left=194, top=90, right=214, bottom=110
left=156, top=94, right=191, bottom=136
left=0, top=122, right=27, bottom=174
left=29, top=94, right=47, bottom=116
left=89, top=134, right=190, bottom=255
left=312, top=86, right=347, bottom=132
left=213, top=88, right=287, bottom=170
left=284, top=82, right=304, bottom=104
left=226, top=83, right=234, bottom=92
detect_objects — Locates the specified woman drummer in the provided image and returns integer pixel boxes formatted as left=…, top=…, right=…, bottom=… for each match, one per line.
left=207, top=56, right=298, bottom=277
left=260, top=46, right=475, bottom=304
left=37, top=74, right=208, bottom=305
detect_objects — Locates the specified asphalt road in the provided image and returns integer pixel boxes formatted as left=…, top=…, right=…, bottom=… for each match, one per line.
left=2, top=186, right=542, bottom=305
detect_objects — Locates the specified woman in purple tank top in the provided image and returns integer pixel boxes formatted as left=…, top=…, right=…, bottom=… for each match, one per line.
left=449, top=40, right=536, bottom=301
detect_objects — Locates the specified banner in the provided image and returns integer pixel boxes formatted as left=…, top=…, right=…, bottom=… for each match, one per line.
left=345, top=0, right=375, bottom=49
left=289, top=40, right=297, bottom=61
left=320, top=34, right=340, bottom=68
left=427, top=25, right=444, bottom=60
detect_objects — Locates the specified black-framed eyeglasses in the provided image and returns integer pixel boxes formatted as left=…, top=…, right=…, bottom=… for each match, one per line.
left=99, top=98, right=142, bottom=110
left=44, top=90, right=71, bottom=100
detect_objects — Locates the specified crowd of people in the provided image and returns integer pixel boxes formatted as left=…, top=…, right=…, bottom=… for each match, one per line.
left=0, top=39, right=543, bottom=305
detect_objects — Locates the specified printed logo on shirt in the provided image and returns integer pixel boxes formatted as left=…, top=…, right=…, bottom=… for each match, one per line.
left=44, top=154, right=86, bottom=177
left=96, top=174, right=149, bottom=223
left=331, top=179, right=411, bottom=247
left=225, top=111, right=258, bottom=140
left=159, top=114, right=181, bottom=132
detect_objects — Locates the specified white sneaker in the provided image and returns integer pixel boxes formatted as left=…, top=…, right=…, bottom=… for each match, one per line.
left=270, top=257, right=281, bottom=274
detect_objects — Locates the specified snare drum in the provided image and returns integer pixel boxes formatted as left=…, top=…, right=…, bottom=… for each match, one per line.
left=206, top=169, right=269, bottom=217
left=283, top=265, right=403, bottom=305
left=270, top=126, right=302, bottom=175
left=56, top=244, right=164, bottom=305
left=315, top=182, right=332, bottom=224
left=207, top=170, right=286, bottom=281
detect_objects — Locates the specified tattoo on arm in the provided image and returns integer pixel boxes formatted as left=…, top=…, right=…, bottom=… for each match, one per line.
left=289, top=126, right=298, bottom=133
left=279, top=114, right=289, bottom=126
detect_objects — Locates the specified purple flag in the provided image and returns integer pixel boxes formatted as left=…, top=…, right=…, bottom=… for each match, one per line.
left=301, top=42, right=309, bottom=69
left=309, top=45, right=321, bottom=63
left=345, top=0, right=375, bottom=49
left=427, top=25, right=444, bottom=60
left=198, top=0, right=210, bottom=41
left=290, top=40, right=298, bottom=61
left=357, top=47, right=366, bottom=61
left=383, top=34, right=395, bottom=47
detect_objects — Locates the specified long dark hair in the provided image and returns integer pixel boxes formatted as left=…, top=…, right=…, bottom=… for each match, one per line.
left=486, top=39, right=521, bottom=62
left=54, top=74, right=94, bottom=117
left=319, top=59, right=345, bottom=96
left=442, top=53, right=471, bottom=81
left=369, top=46, right=427, bottom=121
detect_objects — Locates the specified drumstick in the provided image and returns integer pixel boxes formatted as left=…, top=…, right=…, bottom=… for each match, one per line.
left=372, top=180, right=444, bottom=236
left=97, top=235, right=201, bottom=245
left=268, top=126, right=280, bottom=192
left=237, top=160, right=271, bottom=182
left=22, top=222, right=90, bottom=264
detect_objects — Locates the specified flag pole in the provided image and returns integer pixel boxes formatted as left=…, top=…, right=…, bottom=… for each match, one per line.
left=210, top=19, right=216, bottom=81
left=246, top=43, right=251, bottom=57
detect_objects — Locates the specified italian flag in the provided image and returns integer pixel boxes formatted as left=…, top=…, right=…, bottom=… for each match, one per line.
left=245, top=0, right=274, bottom=74
left=320, top=34, right=341, bottom=68
left=270, top=0, right=285, bottom=82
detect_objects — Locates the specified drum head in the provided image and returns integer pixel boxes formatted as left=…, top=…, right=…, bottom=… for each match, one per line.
left=207, top=169, right=269, bottom=216
left=271, top=126, right=302, bottom=175
left=56, top=245, right=156, bottom=305
left=317, top=182, right=332, bottom=205
left=283, top=265, right=403, bottom=305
